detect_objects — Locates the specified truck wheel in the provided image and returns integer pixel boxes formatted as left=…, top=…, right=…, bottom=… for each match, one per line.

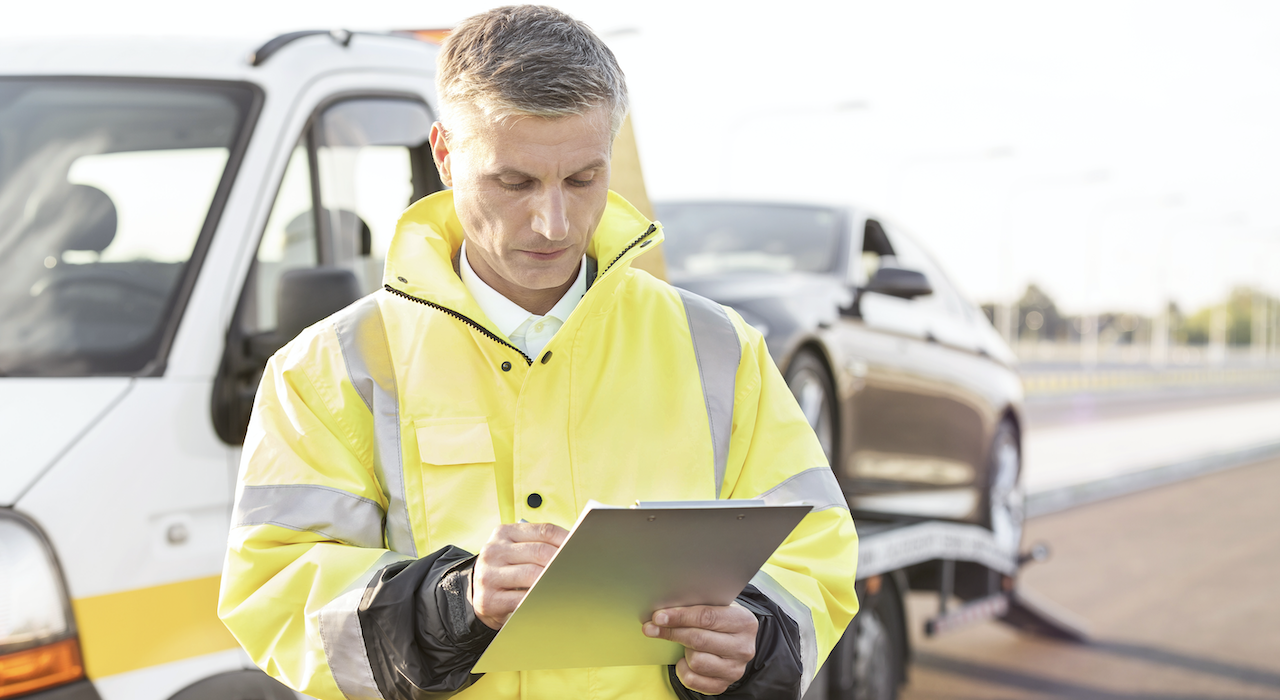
left=821, top=577, right=906, bottom=700
left=984, top=420, right=1025, bottom=555
left=785, top=349, right=836, bottom=466
left=168, top=670, right=296, bottom=700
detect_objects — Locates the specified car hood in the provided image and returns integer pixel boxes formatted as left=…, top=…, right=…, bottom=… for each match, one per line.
left=674, top=270, right=849, bottom=305
left=671, top=272, right=851, bottom=358
left=0, top=378, right=132, bottom=505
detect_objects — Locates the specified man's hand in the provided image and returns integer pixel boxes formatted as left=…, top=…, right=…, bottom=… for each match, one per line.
left=643, top=602, right=758, bottom=695
left=472, top=522, right=568, bottom=630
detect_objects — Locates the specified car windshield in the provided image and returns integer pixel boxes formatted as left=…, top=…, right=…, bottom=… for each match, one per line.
left=655, top=202, right=844, bottom=276
left=0, top=79, right=254, bottom=376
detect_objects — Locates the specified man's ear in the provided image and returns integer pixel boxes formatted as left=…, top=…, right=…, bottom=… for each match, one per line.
left=429, top=122, right=453, bottom=187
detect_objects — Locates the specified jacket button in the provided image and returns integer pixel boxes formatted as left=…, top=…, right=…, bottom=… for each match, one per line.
left=527, top=493, right=543, bottom=508
left=540, top=351, right=552, bottom=364
left=501, top=361, right=512, bottom=372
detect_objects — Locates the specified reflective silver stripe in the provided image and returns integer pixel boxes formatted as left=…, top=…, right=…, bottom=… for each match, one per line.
left=755, top=467, right=849, bottom=512
left=333, top=296, right=417, bottom=557
left=751, top=569, right=819, bottom=698
left=233, top=484, right=385, bottom=549
left=677, top=289, right=741, bottom=498
left=317, top=551, right=408, bottom=700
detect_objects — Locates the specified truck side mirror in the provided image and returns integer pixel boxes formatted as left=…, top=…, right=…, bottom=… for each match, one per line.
left=213, top=267, right=362, bottom=445
left=276, top=267, right=361, bottom=343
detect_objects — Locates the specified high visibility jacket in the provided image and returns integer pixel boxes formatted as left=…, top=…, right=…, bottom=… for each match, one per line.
left=219, top=190, right=859, bottom=700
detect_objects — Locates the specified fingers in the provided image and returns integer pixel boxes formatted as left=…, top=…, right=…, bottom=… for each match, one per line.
left=642, top=603, right=758, bottom=693
left=473, top=522, right=567, bottom=630
left=642, top=622, right=755, bottom=663
left=499, top=522, right=569, bottom=547
left=650, top=603, right=759, bottom=635
left=676, top=656, right=738, bottom=696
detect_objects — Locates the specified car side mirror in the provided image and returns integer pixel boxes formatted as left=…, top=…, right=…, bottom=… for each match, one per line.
left=842, top=266, right=933, bottom=318
left=865, top=266, right=932, bottom=300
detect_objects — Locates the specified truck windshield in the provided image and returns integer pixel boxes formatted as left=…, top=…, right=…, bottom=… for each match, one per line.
left=0, top=79, right=254, bottom=376
left=656, top=202, right=844, bottom=277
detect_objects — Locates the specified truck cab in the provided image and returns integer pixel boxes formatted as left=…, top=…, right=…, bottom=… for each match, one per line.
left=0, top=31, right=448, bottom=700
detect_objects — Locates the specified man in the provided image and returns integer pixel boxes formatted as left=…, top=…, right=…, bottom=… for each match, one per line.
left=219, top=6, right=858, bottom=699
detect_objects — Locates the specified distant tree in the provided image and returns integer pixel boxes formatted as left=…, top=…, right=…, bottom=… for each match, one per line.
left=1015, top=283, right=1068, bottom=340
left=1180, top=287, right=1274, bottom=346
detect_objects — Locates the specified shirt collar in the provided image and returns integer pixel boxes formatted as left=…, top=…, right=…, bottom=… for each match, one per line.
left=459, top=241, right=587, bottom=337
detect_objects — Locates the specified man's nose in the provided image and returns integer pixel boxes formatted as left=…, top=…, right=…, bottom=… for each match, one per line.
left=531, top=186, right=570, bottom=241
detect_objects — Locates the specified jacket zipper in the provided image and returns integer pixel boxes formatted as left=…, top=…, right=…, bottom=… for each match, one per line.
left=383, top=285, right=534, bottom=365
left=601, top=223, right=657, bottom=277
left=382, top=222, right=657, bottom=366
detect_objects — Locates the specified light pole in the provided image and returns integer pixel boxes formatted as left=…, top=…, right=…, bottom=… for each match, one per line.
left=999, top=168, right=1111, bottom=348
left=1079, top=193, right=1185, bottom=368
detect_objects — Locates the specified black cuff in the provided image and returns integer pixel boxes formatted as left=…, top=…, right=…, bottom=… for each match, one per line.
left=435, top=556, right=497, bottom=652
left=357, top=546, right=496, bottom=700
left=668, top=584, right=803, bottom=699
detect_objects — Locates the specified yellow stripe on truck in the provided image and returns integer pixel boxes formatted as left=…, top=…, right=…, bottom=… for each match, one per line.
left=72, top=576, right=240, bottom=679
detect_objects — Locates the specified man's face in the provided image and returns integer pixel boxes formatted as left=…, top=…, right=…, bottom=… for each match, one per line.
left=432, top=107, right=612, bottom=304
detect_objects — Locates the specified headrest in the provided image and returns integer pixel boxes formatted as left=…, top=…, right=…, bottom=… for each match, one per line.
left=60, top=184, right=118, bottom=253
left=285, top=209, right=372, bottom=256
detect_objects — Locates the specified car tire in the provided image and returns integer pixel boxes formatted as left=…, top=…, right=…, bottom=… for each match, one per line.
left=983, top=420, right=1025, bottom=555
left=785, top=349, right=837, bottom=466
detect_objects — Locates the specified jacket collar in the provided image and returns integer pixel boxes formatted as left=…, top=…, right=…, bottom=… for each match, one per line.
left=383, top=189, right=661, bottom=332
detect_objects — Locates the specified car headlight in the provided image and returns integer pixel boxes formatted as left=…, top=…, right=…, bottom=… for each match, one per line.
left=0, top=512, right=84, bottom=698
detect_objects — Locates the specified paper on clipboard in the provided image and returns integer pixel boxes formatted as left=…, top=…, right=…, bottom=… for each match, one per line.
left=471, top=499, right=811, bottom=673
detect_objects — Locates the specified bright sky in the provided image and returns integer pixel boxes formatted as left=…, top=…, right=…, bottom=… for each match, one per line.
left=8, top=0, right=1279, bottom=315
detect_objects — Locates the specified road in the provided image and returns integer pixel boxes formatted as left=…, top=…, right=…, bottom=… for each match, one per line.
left=1022, top=384, right=1280, bottom=429
left=898, top=455, right=1280, bottom=700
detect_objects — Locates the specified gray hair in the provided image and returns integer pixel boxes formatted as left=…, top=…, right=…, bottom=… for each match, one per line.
left=436, top=5, right=629, bottom=139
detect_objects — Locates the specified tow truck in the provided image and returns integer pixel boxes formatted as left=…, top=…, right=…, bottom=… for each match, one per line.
left=0, top=29, right=1076, bottom=700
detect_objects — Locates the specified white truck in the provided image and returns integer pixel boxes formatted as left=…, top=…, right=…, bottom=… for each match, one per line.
left=0, top=30, right=1073, bottom=700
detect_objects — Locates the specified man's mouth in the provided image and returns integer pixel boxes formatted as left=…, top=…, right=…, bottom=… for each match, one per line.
left=520, top=248, right=569, bottom=261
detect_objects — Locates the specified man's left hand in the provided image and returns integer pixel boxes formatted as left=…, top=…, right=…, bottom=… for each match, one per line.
left=642, top=602, right=758, bottom=695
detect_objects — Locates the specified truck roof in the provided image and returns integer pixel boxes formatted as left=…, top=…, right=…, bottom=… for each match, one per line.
left=0, top=31, right=438, bottom=83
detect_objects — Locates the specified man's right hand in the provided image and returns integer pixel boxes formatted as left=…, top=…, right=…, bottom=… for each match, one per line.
left=472, top=522, right=568, bottom=630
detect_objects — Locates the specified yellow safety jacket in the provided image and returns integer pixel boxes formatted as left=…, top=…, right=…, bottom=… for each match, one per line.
left=219, top=190, right=859, bottom=700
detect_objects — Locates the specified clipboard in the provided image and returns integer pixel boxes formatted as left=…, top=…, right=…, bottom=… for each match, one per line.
left=472, top=500, right=812, bottom=673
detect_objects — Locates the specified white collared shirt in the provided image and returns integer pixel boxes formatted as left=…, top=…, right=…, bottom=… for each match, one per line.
left=460, top=242, right=586, bottom=360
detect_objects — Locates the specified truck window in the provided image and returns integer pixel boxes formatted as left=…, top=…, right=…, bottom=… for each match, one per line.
left=215, top=97, right=438, bottom=444
left=0, top=79, right=255, bottom=377
left=244, top=144, right=319, bottom=335
left=314, top=98, right=437, bottom=294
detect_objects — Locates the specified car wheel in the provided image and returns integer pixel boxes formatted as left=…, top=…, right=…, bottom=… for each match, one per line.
left=984, top=420, right=1025, bottom=555
left=785, top=350, right=836, bottom=466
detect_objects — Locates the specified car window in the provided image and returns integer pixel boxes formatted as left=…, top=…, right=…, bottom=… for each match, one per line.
left=881, top=225, right=979, bottom=348
left=656, top=202, right=844, bottom=277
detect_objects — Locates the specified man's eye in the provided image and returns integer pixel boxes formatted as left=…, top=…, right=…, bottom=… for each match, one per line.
left=500, top=180, right=531, bottom=191
left=567, top=176, right=594, bottom=188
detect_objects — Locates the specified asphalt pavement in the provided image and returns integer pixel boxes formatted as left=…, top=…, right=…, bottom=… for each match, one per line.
left=1022, top=384, right=1280, bottom=430
left=898, top=455, right=1280, bottom=700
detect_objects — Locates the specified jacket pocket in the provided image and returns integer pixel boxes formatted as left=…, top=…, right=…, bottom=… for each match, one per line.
left=415, top=417, right=500, bottom=554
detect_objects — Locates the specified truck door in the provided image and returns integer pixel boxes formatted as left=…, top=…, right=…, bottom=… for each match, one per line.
left=215, top=96, right=438, bottom=445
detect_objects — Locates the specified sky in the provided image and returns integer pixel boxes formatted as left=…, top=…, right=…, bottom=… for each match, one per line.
left=6, top=0, right=1279, bottom=316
